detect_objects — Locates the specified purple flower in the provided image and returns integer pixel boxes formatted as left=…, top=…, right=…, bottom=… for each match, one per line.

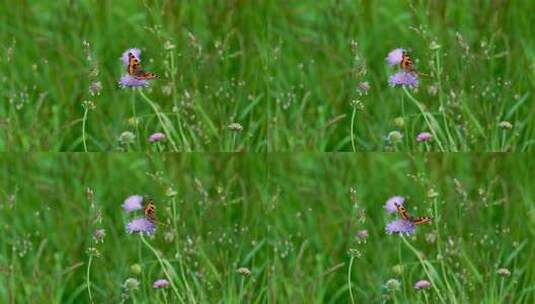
left=152, top=279, right=169, bottom=289
left=386, top=48, right=404, bottom=66
left=416, top=132, right=433, bottom=142
left=118, top=74, right=149, bottom=88
left=356, top=230, right=369, bottom=240
left=122, top=195, right=143, bottom=213
left=389, top=71, right=418, bottom=88
left=386, top=219, right=415, bottom=235
left=121, top=48, right=141, bottom=67
left=126, top=217, right=156, bottom=235
left=385, top=196, right=405, bottom=213
left=414, top=280, right=431, bottom=290
left=148, top=132, right=166, bottom=143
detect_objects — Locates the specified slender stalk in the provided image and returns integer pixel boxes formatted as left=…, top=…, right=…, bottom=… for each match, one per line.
left=86, top=253, right=94, bottom=304
left=402, top=87, right=445, bottom=151
left=348, top=255, right=356, bottom=304
left=82, top=106, right=89, bottom=152
left=350, top=105, right=358, bottom=152
left=138, top=89, right=179, bottom=151
left=131, top=92, right=141, bottom=150
left=140, top=234, right=184, bottom=303
left=400, top=236, right=446, bottom=304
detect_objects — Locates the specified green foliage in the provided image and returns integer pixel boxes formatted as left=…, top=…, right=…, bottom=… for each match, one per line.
left=0, top=154, right=533, bottom=302
left=1, top=0, right=534, bottom=151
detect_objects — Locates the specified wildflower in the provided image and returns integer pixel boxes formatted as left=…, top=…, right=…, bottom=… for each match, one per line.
left=386, top=219, right=415, bottom=235
left=385, top=278, right=401, bottom=291
left=88, top=81, right=102, bottom=96
left=122, top=195, right=143, bottom=213
left=414, top=280, right=431, bottom=290
left=496, top=268, right=511, bottom=277
left=228, top=123, right=243, bottom=132
left=130, top=264, right=142, bottom=275
left=121, top=48, right=141, bottom=67
left=355, top=230, right=369, bottom=241
left=392, top=264, right=404, bottom=275
left=118, top=74, right=149, bottom=88
left=123, top=278, right=140, bottom=291
left=416, top=132, right=433, bottom=142
left=393, top=117, right=405, bottom=129
left=386, top=48, right=404, bottom=66
left=236, top=267, right=251, bottom=277
left=148, top=132, right=166, bottom=143
left=385, top=196, right=405, bottom=213
left=389, top=71, right=418, bottom=88
left=118, top=131, right=136, bottom=144
left=165, top=187, right=177, bottom=197
left=93, top=229, right=106, bottom=243
left=498, top=121, right=513, bottom=130
left=153, top=279, right=169, bottom=289
left=387, top=130, right=403, bottom=143
left=126, top=217, right=156, bottom=235
left=358, top=81, right=370, bottom=94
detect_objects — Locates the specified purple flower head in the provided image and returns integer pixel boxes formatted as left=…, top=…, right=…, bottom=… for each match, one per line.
left=121, top=48, right=141, bottom=67
left=119, top=74, right=149, bottom=88
left=152, top=279, right=169, bottom=289
left=386, top=48, right=405, bottom=66
left=126, top=217, right=156, bottom=235
left=416, top=132, right=433, bottom=142
left=148, top=132, right=166, bottom=143
left=122, top=195, right=143, bottom=213
left=356, top=230, right=369, bottom=240
left=386, top=219, right=415, bottom=235
left=389, top=71, right=418, bottom=88
left=414, top=280, right=431, bottom=290
left=385, top=196, right=405, bottom=213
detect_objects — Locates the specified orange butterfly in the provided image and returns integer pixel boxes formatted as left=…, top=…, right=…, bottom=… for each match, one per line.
left=127, top=52, right=159, bottom=80
left=400, top=51, right=429, bottom=77
left=144, top=198, right=166, bottom=225
left=394, top=202, right=432, bottom=225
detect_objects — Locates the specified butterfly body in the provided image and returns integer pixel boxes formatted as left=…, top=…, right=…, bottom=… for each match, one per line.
left=128, top=52, right=159, bottom=80
left=394, top=203, right=432, bottom=225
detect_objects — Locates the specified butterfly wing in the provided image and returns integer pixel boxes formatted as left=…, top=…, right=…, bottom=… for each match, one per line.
left=411, top=216, right=432, bottom=225
left=127, top=52, right=159, bottom=80
left=144, top=199, right=157, bottom=223
left=394, top=203, right=411, bottom=221
left=400, top=52, right=415, bottom=72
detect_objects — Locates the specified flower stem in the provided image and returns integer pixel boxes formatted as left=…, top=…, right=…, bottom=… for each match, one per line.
left=350, top=105, right=357, bottom=152
left=82, top=106, right=89, bottom=152
left=86, top=252, right=94, bottom=303
left=348, top=255, right=356, bottom=304
left=140, top=234, right=184, bottom=303
left=400, top=235, right=446, bottom=304
left=138, top=90, right=180, bottom=151
left=402, top=87, right=446, bottom=151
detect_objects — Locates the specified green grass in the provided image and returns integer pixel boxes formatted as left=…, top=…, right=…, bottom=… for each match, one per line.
left=0, top=153, right=533, bottom=303
left=1, top=1, right=535, bottom=151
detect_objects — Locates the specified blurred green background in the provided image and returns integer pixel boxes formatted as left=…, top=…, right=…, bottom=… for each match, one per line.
left=1, top=0, right=535, bottom=151
left=1, top=153, right=533, bottom=302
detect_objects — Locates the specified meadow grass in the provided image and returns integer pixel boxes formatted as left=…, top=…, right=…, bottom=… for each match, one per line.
left=1, top=1, right=535, bottom=151
left=0, top=153, right=533, bottom=303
